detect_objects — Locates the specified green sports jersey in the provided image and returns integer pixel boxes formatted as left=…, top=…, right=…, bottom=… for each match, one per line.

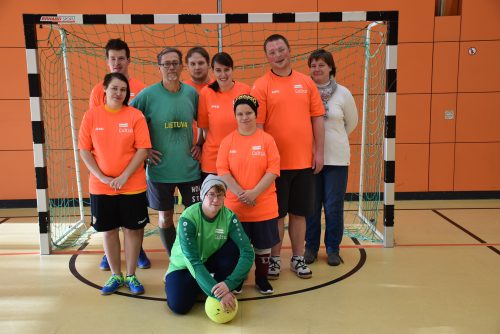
left=131, top=82, right=200, bottom=183
left=167, top=203, right=254, bottom=296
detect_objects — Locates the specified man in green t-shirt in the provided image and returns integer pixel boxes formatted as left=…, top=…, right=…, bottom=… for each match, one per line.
left=131, top=47, right=202, bottom=260
left=165, top=175, right=254, bottom=315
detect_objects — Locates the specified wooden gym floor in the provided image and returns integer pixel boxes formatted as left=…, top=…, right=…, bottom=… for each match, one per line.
left=0, top=200, right=499, bottom=334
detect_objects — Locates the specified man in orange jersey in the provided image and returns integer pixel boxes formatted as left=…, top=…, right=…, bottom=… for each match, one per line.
left=89, top=38, right=150, bottom=271
left=184, top=47, right=211, bottom=92
left=89, top=39, right=146, bottom=109
left=183, top=47, right=212, bottom=151
left=251, top=34, right=325, bottom=280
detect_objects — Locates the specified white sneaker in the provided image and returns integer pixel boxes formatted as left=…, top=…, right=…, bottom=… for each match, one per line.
left=267, top=256, right=281, bottom=280
left=290, top=255, right=312, bottom=279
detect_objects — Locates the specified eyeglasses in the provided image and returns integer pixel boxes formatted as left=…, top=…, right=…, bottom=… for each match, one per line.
left=159, top=61, right=181, bottom=68
left=206, top=192, right=225, bottom=201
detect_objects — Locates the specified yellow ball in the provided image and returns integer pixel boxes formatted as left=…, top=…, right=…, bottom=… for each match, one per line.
left=205, top=296, right=238, bottom=323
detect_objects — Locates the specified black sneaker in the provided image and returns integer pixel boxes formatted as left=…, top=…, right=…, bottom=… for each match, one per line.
left=303, top=249, right=317, bottom=264
left=232, top=282, right=243, bottom=294
left=255, top=276, right=274, bottom=295
left=327, top=252, right=343, bottom=266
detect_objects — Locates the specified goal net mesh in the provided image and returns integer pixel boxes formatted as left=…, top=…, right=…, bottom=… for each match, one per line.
left=35, top=20, right=386, bottom=248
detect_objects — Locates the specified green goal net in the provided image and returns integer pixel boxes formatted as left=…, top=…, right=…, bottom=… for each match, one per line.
left=35, top=18, right=387, bottom=249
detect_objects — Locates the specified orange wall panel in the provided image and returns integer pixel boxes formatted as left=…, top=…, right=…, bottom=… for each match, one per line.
left=434, top=16, right=460, bottom=42
left=0, top=151, right=35, bottom=200
left=0, top=0, right=123, bottom=47
left=124, top=0, right=215, bottom=14
left=397, top=43, right=433, bottom=94
left=0, top=48, right=29, bottom=100
left=224, top=0, right=316, bottom=13
left=429, top=143, right=455, bottom=191
left=396, top=94, right=431, bottom=143
left=395, top=144, right=429, bottom=192
left=2, top=0, right=499, bottom=200
left=461, top=0, right=500, bottom=41
left=432, top=42, right=459, bottom=93
left=0, top=100, right=32, bottom=150
left=430, top=93, right=457, bottom=143
left=454, top=143, right=500, bottom=191
left=458, top=41, right=500, bottom=93
left=456, top=92, right=500, bottom=142
left=318, top=0, right=435, bottom=42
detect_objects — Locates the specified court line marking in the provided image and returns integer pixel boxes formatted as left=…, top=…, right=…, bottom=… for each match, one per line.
left=4, top=243, right=500, bottom=256
left=68, top=239, right=367, bottom=302
left=433, top=209, right=500, bottom=256
left=2, top=206, right=500, bottom=219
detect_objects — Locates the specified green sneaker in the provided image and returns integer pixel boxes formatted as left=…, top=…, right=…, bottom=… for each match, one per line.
left=125, top=274, right=145, bottom=295
left=101, top=273, right=124, bottom=295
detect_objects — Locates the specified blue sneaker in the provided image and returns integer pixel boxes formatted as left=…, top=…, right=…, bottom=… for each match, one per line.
left=137, top=248, right=151, bottom=269
left=101, top=273, right=124, bottom=295
left=100, top=255, right=110, bottom=271
left=125, top=275, right=145, bottom=295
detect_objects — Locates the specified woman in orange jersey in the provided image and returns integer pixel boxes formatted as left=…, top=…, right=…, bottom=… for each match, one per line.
left=198, top=52, right=251, bottom=180
left=78, top=72, right=151, bottom=296
left=216, top=94, right=280, bottom=295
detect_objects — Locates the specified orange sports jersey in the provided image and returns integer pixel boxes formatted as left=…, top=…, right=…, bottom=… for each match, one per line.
left=89, top=77, right=146, bottom=109
left=78, top=105, right=152, bottom=195
left=184, top=78, right=213, bottom=93
left=216, top=129, right=280, bottom=222
left=197, top=81, right=251, bottom=173
left=184, top=78, right=213, bottom=146
left=251, top=70, right=324, bottom=170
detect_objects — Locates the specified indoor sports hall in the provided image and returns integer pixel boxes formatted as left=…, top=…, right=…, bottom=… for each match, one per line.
left=0, top=1, right=499, bottom=333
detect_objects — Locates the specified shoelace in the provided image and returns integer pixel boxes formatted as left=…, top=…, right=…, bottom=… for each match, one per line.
left=293, top=257, right=309, bottom=270
left=126, top=275, right=141, bottom=287
left=105, top=275, right=123, bottom=286
left=269, top=258, right=280, bottom=270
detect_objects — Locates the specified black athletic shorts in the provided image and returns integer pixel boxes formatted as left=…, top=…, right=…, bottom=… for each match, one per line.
left=90, top=192, right=150, bottom=232
left=241, top=218, right=280, bottom=250
left=275, top=168, right=315, bottom=218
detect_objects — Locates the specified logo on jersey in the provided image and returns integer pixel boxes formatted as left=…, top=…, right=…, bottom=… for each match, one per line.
left=118, top=123, right=133, bottom=133
left=211, top=105, right=220, bottom=109
left=165, top=121, right=188, bottom=129
left=294, top=84, right=307, bottom=94
left=215, top=228, right=227, bottom=240
left=229, top=149, right=237, bottom=154
left=251, top=145, right=266, bottom=157
left=95, top=127, right=104, bottom=131
left=271, top=90, right=280, bottom=94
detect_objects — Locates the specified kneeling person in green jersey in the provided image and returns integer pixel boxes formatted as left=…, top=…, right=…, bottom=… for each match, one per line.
left=165, top=175, right=254, bottom=315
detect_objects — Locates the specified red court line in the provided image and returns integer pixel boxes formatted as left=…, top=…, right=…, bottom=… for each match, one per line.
left=3, top=243, right=500, bottom=256
left=0, top=251, right=40, bottom=256
left=396, top=243, right=500, bottom=247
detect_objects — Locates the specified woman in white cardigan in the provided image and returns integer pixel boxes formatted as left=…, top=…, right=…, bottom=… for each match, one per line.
left=304, top=49, right=358, bottom=266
